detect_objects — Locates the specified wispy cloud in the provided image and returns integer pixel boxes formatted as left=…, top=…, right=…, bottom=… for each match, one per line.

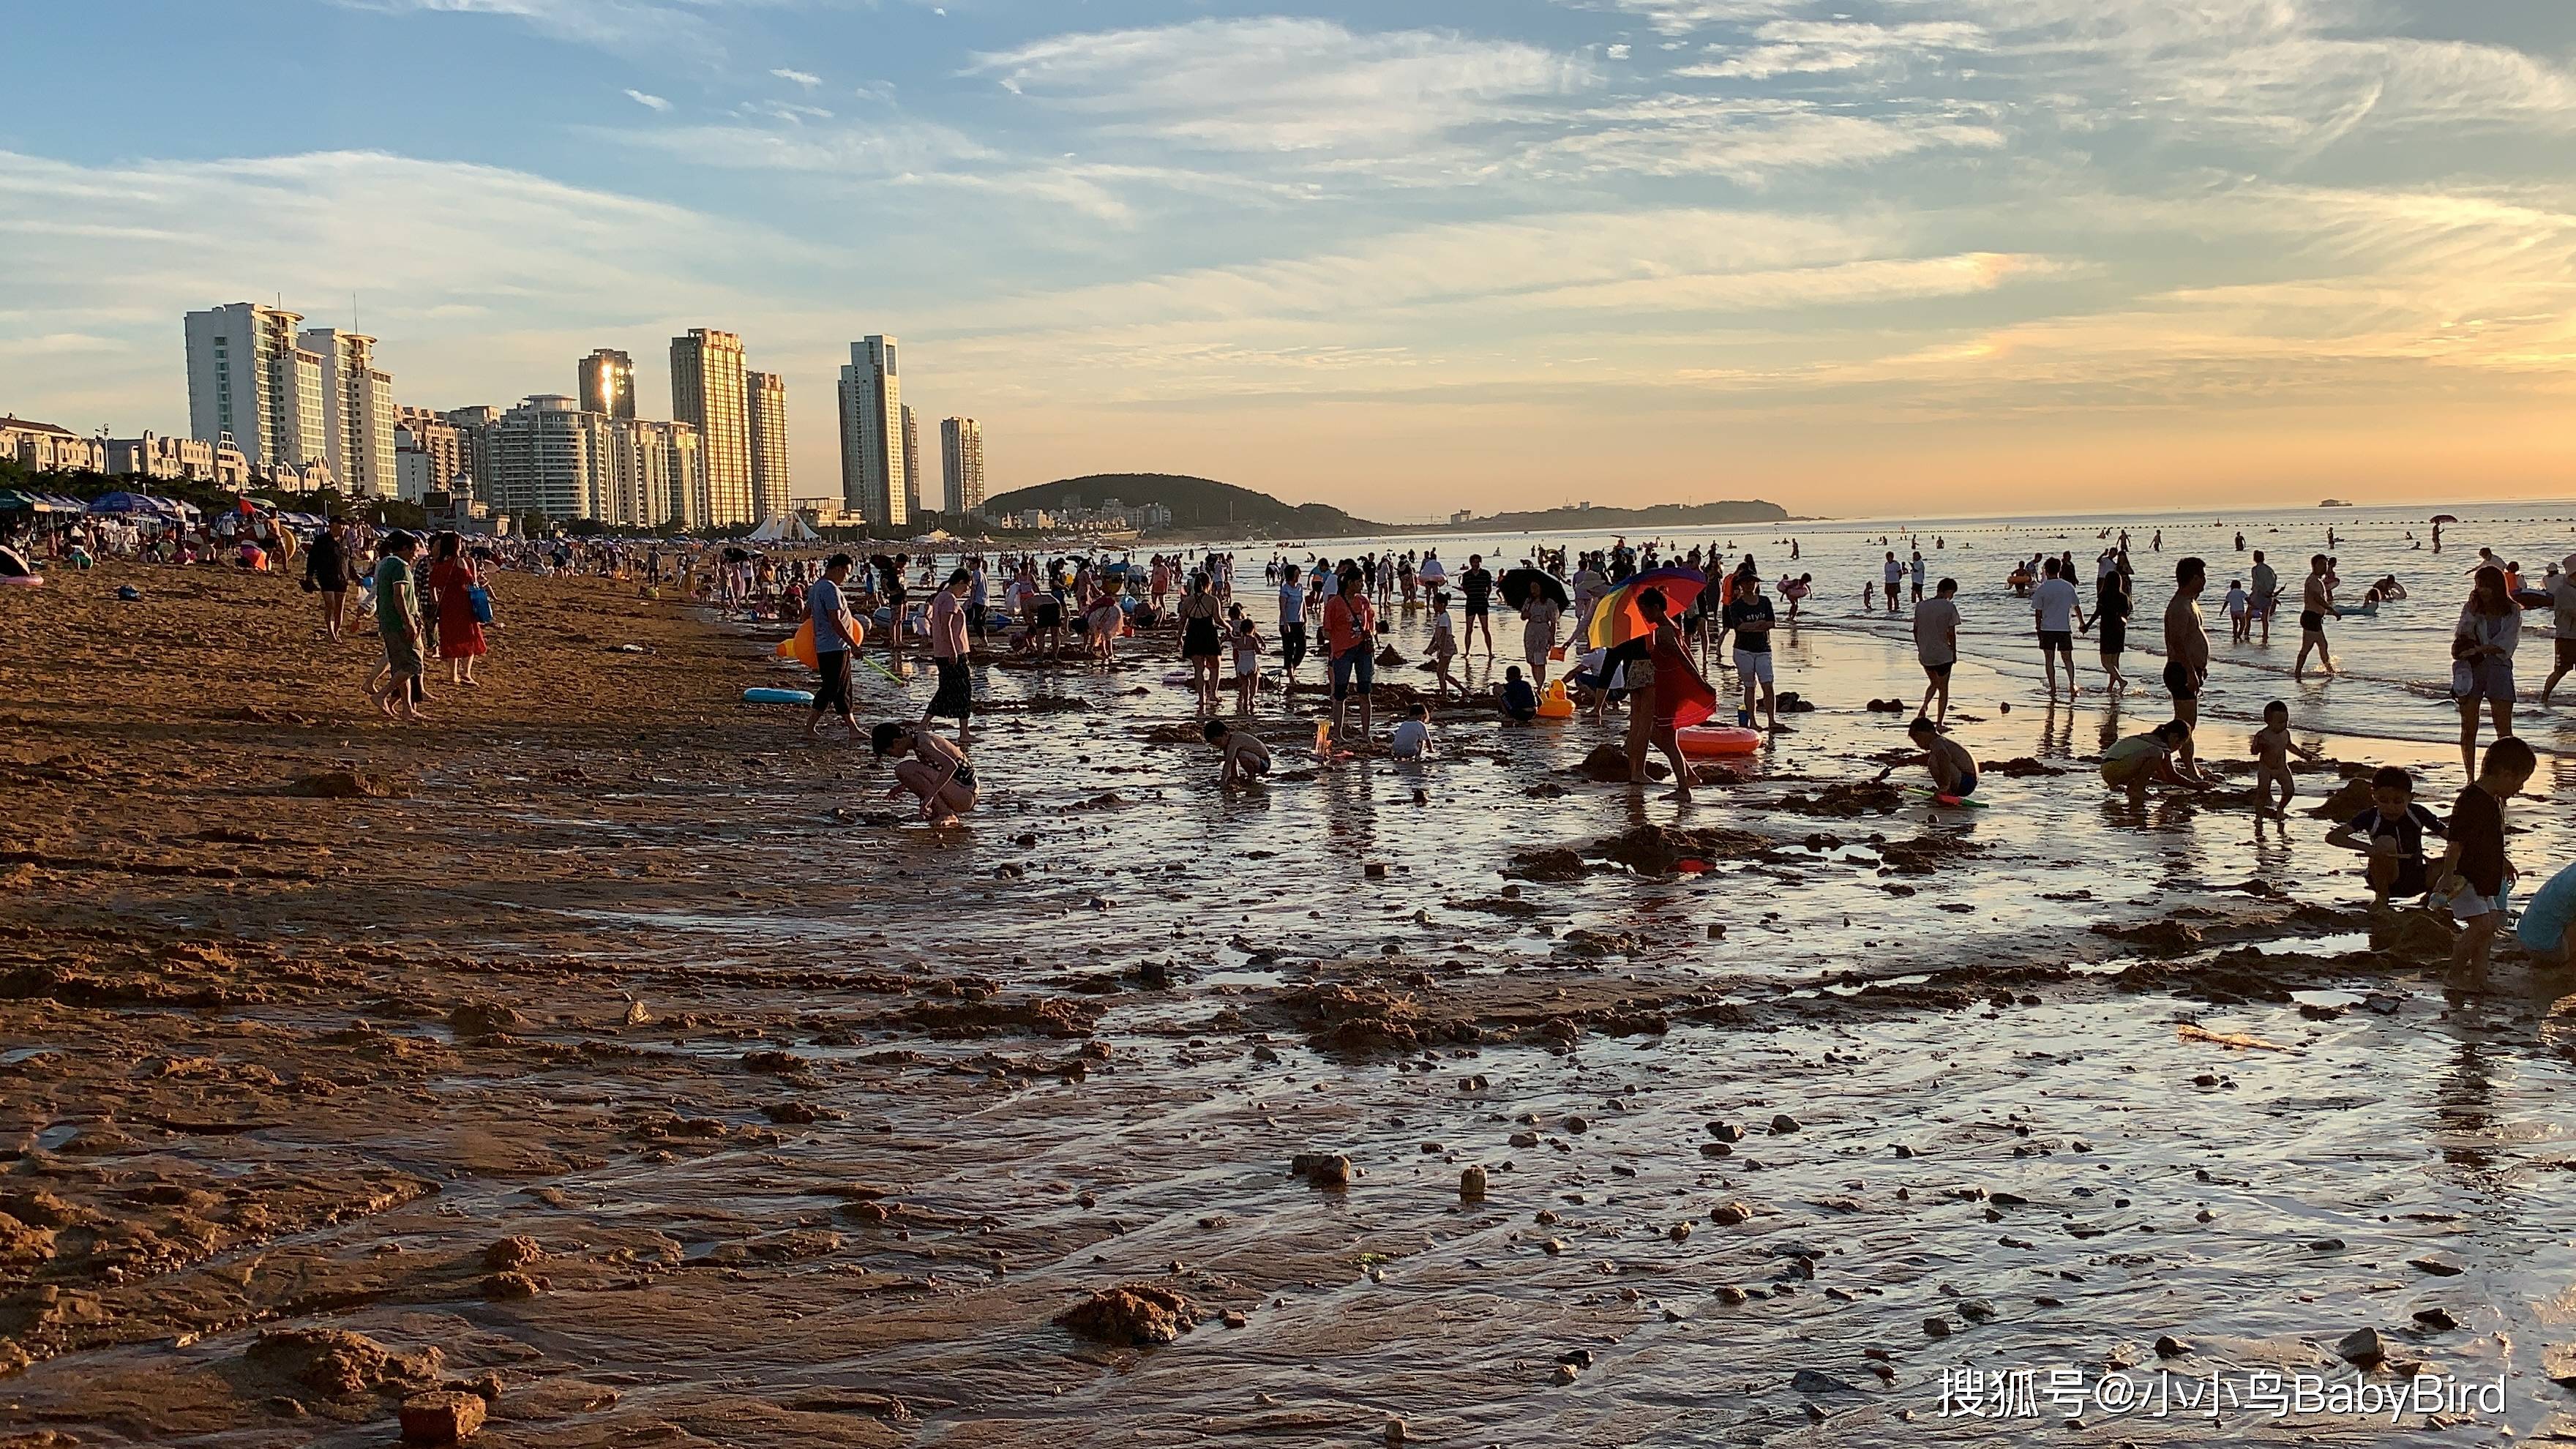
left=1681, top=20, right=1988, bottom=80
left=624, top=89, right=672, bottom=112
left=969, top=18, right=1593, bottom=153
left=1524, top=96, right=2004, bottom=182
left=770, top=67, right=822, bottom=89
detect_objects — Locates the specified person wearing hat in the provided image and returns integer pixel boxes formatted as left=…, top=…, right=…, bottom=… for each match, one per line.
left=2541, top=553, right=2576, bottom=705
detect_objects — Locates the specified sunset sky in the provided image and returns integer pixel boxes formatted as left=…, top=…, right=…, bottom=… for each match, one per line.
left=6, top=1, right=2575, bottom=520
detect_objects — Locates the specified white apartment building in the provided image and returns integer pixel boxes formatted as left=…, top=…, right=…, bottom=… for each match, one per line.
left=746, top=369, right=790, bottom=521
left=940, top=416, right=984, bottom=514
left=185, top=302, right=324, bottom=471
left=489, top=395, right=607, bottom=523
left=836, top=335, right=905, bottom=528
left=299, top=328, right=397, bottom=496
left=603, top=416, right=703, bottom=531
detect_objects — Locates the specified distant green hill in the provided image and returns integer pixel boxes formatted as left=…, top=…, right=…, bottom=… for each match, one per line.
left=980, top=473, right=1384, bottom=537
left=1455, top=500, right=1796, bottom=531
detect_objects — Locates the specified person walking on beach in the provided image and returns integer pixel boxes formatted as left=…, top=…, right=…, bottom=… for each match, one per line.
left=1459, top=555, right=1495, bottom=657
left=2294, top=554, right=2341, bottom=678
left=2453, top=564, right=2522, bottom=779
left=1909, top=550, right=1926, bottom=604
left=1913, top=577, right=1960, bottom=724
left=367, top=531, right=428, bottom=723
left=1179, top=571, right=1224, bottom=718
left=2163, top=557, right=2211, bottom=779
left=1882, top=551, right=1904, bottom=613
left=305, top=518, right=353, bottom=642
left=426, top=531, right=487, bottom=688
left=806, top=553, right=863, bottom=742
left=1428, top=591, right=1460, bottom=699
left=1521, top=586, right=1562, bottom=690
left=1725, top=571, right=1783, bottom=732
left=2095, top=569, right=2133, bottom=694
left=2032, top=557, right=2086, bottom=700
left=873, top=719, right=976, bottom=825
left=1634, top=586, right=1704, bottom=803
left=926, top=567, right=975, bottom=746
left=2248, top=550, right=2278, bottom=645
left=2542, top=555, right=2576, bottom=705
left=1277, top=564, right=1308, bottom=686
left=1323, top=562, right=1377, bottom=747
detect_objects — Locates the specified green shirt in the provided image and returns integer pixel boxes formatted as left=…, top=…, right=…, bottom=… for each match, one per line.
left=373, top=555, right=416, bottom=635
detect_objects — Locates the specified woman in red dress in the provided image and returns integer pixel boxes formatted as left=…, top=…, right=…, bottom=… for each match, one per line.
left=426, top=531, right=487, bottom=686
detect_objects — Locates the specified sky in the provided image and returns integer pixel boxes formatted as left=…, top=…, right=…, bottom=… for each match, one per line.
left=4, top=0, right=2575, bottom=521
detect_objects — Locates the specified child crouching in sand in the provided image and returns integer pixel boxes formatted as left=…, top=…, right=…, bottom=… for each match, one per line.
left=1203, top=717, right=1272, bottom=786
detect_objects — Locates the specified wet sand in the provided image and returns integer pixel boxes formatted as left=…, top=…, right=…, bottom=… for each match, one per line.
left=5, top=562, right=2576, bottom=1446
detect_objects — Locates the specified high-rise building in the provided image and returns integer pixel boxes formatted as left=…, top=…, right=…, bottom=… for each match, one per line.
left=392, top=405, right=463, bottom=496
left=940, top=417, right=984, bottom=515
left=900, top=405, right=921, bottom=518
left=489, top=394, right=610, bottom=523
left=298, top=329, right=397, bottom=497
left=441, top=405, right=501, bottom=503
left=746, top=370, right=790, bottom=520
left=601, top=417, right=703, bottom=530
left=578, top=348, right=637, bottom=419
left=184, top=302, right=323, bottom=471
left=835, top=335, right=904, bottom=528
left=670, top=329, right=752, bottom=527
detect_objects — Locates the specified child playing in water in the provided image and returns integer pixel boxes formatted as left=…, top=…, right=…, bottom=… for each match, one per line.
left=2100, top=719, right=2214, bottom=806
left=1879, top=715, right=1978, bottom=801
left=1497, top=665, right=1538, bottom=724
left=1390, top=702, right=1433, bottom=760
left=2325, top=765, right=2446, bottom=909
left=1427, top=591, right=1460, bottom=699
left=2225, top=580, right=2251, bottom=643
left=2250, top=699, right=2323, bottom=817
left=2432, top=736, right=2536, bottom=988
left=1230, top=614, right=1265, bottom=716
left=1202, top=716, right=1273, bottom=786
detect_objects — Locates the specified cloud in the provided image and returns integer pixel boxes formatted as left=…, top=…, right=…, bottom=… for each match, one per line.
left=771, top=67, right=822, bottom=89
left=1524, top=97, right=2004, bottom=182
left=1681, top=20, right=1988, bottom=80
left=624, top=89, right=672, bottom=112
left=326, top=0, right=729, bottom=62
left=1566, top=0, right=1803, bottom=37
left=969, top=17, right=1592, bottom=153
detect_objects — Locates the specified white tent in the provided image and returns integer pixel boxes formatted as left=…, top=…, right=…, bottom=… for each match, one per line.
left=746, top=512, right=820, bottom=543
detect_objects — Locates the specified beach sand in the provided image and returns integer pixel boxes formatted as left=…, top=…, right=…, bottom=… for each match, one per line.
left=4, top=560, right=2575, bottom=1446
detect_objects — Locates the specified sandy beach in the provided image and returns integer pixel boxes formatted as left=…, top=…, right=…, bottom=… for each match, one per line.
left=6, top=553, right=2576, bottom=1447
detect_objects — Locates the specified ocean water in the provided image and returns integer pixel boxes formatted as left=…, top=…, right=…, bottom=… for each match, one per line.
left=1248, top=501, right=2576, bottom=759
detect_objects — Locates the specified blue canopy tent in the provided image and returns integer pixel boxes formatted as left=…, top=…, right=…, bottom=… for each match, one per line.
left=86, top=492, right=198, bottom=520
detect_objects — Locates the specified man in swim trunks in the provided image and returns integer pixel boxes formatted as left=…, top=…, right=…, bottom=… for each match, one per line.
left=2031, top=556, right=2086, bottom=700
left=1459, top=555, right=1495, bottom=657
left=1913, top=577, right=1961, bottom=725
left=2293, top=553, right=2341, bottom=679
left=2162, top=557, right=2210, bottom=777
left=2248, top=550, right=2278, bottom=645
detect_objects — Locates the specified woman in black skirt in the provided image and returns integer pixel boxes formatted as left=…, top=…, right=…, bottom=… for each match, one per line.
left=1178, top=570, right=1224, bottom=717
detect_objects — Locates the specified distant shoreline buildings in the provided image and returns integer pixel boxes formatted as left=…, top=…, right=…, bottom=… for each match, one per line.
left=12, top=304, right=999, bottom=533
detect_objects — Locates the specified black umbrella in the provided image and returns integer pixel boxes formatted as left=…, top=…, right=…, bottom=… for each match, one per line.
left=2430, top=514, right=2460, bottom=525
left=1499, top=567, right=1572, bottom=611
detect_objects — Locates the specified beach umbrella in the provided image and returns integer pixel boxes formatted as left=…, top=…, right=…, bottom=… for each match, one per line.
left=1499, top=567, right=1571, bottom=611
left=2430, top=514, right=2460, bottom=525
left=86, top=491, right=183, bottom=518
left=1585, top=566, right=1707, bottom=649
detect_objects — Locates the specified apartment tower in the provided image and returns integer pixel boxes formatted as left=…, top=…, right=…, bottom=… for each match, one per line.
left=184, top=302, right=324, bottom=471
left=577, top=348, right=637, bottom=419
left=835, top=335, right=904, bottom=528
left=940, top=416, right=984, bottom=514
left=746, top=370, right=790, bottom=520
left=670, top=329, right=752, bottom=527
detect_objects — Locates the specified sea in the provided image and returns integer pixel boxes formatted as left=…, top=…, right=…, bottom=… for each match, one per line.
left=1241, top=500, right=2576, bottom=759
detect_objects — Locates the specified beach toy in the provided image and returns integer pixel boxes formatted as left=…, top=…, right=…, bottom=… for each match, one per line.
left=1676, top=724, right=1761, bottom=757
left=1535, top=680, right=1574, bottom=719
left=775, top=620, right=820, bottom=669
left=1922, top=789, right=1988, bottom=809
left=742, top=686, right=815, bottom=705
